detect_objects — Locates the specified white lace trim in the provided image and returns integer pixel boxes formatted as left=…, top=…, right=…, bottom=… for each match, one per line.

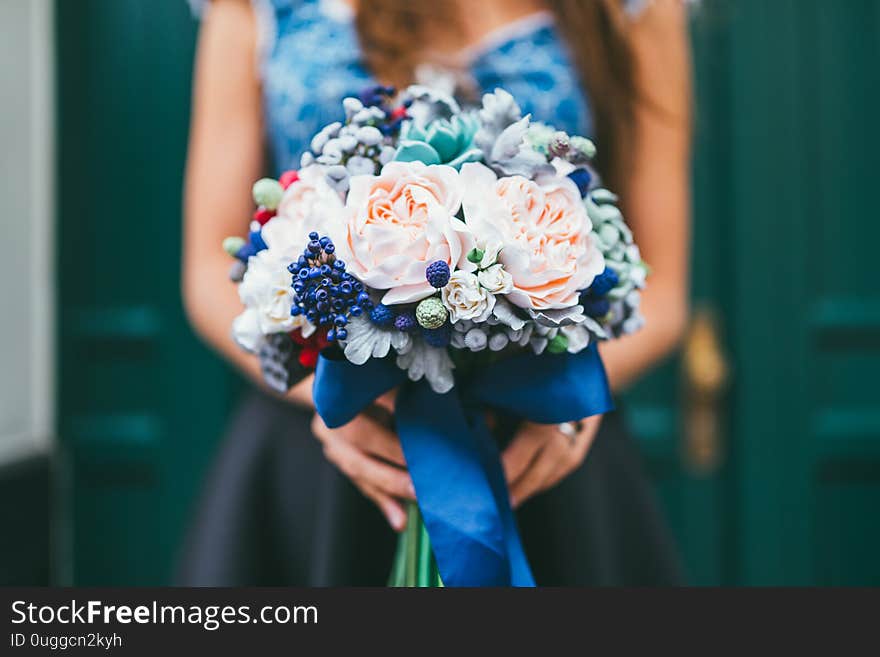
left=453, top=10, right=553, bottom=65
left=318, top=0, right=353, bottom=23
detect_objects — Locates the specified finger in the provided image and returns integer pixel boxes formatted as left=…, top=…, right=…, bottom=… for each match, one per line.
left=546, top=416, right=603, bottom=489
left=501, top=429, right=544, bottom=485
left=359, top=482, right=408, bottom=532
left=509, top=441, right=566, bottom=508
left=329, top=438, right=416, bottom=501
left=349, top=416, right=407, bottom=467
left=374, top=389, right=398, bottom=414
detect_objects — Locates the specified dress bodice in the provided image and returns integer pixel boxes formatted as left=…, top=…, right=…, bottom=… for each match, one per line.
left=254, top=0, right=593, bottom=173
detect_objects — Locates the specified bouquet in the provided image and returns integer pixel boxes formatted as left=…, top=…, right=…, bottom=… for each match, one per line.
left=223, top=85, right=647, bottom=586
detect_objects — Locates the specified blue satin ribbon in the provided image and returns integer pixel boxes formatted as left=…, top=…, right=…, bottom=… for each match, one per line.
left=313, top=342, right=614, bottom=587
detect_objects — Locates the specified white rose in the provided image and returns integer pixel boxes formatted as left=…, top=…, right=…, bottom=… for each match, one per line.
left=442, top=271, right=495, bottom=323
left=232, top=247, right=315, bottom=352
left=477, top=263, right=514, bottom=294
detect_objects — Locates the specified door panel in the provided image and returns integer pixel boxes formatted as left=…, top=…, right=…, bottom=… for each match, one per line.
left=727, top=0, right=880, bottom=585
left=56, top=0, right=241, bottom=584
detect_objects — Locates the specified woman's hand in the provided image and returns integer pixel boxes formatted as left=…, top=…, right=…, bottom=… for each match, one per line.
left=310, top=395, right=413, bottom=532
left=501, top=416, right=602, bottom=508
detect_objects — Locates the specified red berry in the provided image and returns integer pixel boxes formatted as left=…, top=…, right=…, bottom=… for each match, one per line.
left=315, top=328, right=332, bottom=350
left=391, top=106, right=408, bottom=120
left=298, top=348, right=319, bottom=369
left=279, top=170, right=299, bottom=189
left=253, top=207, right=275, bottom=225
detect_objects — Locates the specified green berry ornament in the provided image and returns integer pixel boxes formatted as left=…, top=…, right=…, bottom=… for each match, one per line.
left=415, top=297, right=448, bottom=329
left=223, top=236, right=246, bottom=257
left=547, top=333, right=569, bottom=354
left=252, top=178, right=284, bottom=210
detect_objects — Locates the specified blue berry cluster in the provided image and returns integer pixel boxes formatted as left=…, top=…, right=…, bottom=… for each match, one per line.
left=579, top=266, right=620, bottom=318
left=357, top=85, right=412, bottom=136
left=288, top=232, right=374, bottom=342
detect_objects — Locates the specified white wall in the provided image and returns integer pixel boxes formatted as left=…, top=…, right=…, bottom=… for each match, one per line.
left=0, top=0, right=55, bottom=464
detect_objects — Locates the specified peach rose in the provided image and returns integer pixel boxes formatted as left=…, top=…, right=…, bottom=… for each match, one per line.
left=461, top=162, right=604, bottom=310
left=333, top=161, right=475, bottom=305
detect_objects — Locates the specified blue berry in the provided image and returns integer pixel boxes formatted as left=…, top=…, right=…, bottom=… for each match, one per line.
left=308, top=231, right=319, bottom=241
left=249, top=229, right=268, bottom=252
left=335, top=315, right=348, bottom=327
left=588, top=267, right=619, bottom=297
left=324, top=244, right=336, bottom=254
left=425, top=260, right=451, bottom=288
left=326, top=328, right=336, bottom=341
left=350, top=305, right=363, bottom=317
left=423, top=323, right=452, bottom=348
left=582, top=297, right=611, bottom=318
left=308, top=240, right=321, bottom=253
left=333, top=260, right=346, bottom=270
left=369, top=303, right=395, bottom=327
left=336, top=328, right=348, bottom=341
left=567, top=168, right=592, bottom=197
left=394, top=311, right=418, bottom=332
left=340, top=282, right=353, bottom=295
left=290, top=306, right=302, bottom=316
left=357, top=292, right=371, bottom=305
left=319, top=236, right=330, bottom=247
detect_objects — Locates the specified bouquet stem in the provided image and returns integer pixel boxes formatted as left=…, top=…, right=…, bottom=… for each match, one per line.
left=388, top=502, right=443, bottom=587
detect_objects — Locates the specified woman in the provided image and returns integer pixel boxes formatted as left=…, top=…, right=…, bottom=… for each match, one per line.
left=181, top=0, right=691, bottom=585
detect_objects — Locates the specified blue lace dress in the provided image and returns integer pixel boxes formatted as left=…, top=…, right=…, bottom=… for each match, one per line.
left=180, top=0, right=681, bottom=586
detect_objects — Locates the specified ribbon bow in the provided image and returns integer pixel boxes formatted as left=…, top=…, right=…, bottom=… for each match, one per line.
left=313, top=342, right=613, bottom=586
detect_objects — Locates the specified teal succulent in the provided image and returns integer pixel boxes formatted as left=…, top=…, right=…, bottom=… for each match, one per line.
left=394, top=114, right=482, bottom=169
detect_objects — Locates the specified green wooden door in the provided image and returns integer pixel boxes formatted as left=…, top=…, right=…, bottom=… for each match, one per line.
left=55, top=0, right=242, bottom=584
left=724, top=0, right=880, bottom=586
left=56, top=0, right=880, bottom=585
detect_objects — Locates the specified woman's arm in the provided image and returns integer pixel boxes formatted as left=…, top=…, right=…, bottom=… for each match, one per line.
left=502, top=0, right=692, bottom=505
left=182, top=0, right=314, bottom=406
left=599, top=0, right=692, bottom=390
left=182, top=0, right=413, bottom=528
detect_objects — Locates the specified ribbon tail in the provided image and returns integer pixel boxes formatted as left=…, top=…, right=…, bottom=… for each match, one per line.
left=466, top=411, right=536, bottom=586
left=396, top=384, right=529, bottom=586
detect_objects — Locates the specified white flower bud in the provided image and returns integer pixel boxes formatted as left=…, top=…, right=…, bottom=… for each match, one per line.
left=488, top=332, right=509, bottom=352
left=343, top=97, right=364, bottom=119
left=464, top=328, right=488, bottom=352
left=355, top=126, right=384, bottom=146
left=477, top=263, right=514, bottom=294
left=346, top=155, right=376, bottom=176
left=338, top=135, right=358, bottom=152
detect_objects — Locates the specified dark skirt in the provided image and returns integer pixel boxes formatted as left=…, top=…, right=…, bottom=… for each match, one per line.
left=176, top=389, right=683, bottom=586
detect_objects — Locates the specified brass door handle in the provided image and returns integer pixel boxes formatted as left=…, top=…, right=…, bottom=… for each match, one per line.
left=681, top=308, right=730, bottom=475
